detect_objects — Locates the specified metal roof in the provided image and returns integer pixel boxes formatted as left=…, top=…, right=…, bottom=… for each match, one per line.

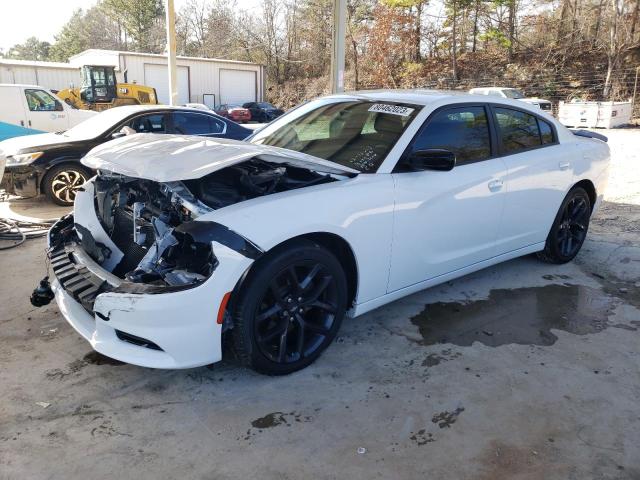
left=0, top=59, right=77, bottom=69
left=70, top=49, right=263, bottom=67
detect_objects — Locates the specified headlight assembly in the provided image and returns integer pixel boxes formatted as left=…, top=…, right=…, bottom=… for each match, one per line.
left=6, top=152, right=44, bottom=166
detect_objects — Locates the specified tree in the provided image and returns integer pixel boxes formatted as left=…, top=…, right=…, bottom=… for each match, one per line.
left=102, top=0, right=165, bottom=52
left=4, top=37, right=51, bottom=61
left=602, top=0, right=624, bottom=97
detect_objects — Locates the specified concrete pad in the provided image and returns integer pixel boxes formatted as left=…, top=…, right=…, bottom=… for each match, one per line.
left=0, top=129, right=639, bottom=479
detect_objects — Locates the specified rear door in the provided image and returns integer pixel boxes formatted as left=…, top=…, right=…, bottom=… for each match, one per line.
left=0, top=86, right=27, bottom=127
left=171, top=111, right=228, bottom=137
left=388, top=104, right=507, bottom=292
left=22, top=88, right=70, bottom=132
left=491, top=106, right=573, bottom=254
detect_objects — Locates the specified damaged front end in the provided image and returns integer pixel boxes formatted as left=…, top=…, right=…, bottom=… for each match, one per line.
left=46, top=174, right=265, bottom=316
left=38, top=155, right=344, bottom=367
left=45, top=158, right=337, bottom=313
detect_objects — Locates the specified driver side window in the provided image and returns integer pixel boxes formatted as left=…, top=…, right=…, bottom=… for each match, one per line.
left=410, top=106, right=491, bottom=165
left=25, top=89, right=61, bottom=112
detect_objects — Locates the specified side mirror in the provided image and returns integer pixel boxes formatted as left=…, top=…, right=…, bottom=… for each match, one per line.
left=406, top=149, right=456, bottom=172
left=55, top=101, right=64, bottom=112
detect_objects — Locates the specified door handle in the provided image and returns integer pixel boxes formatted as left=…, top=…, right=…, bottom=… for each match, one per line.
left=20, top=120, right=24, bottom=126
left=28, top=120, right=32, bottom=127
left=559, top=160, right=571, bottom=171
left=488, top=179, right=503, bottom=192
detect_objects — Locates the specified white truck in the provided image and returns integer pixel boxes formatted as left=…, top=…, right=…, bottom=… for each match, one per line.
left=469, top=87, right=553, bottom=112
left=0, top=84, right=96, bottom=141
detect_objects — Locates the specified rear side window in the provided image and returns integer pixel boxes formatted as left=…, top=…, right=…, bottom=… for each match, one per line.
left=494, top=107, right=541, bottom=153
left=209, top=117, right=226, bottom=134
left=539, top=118, right=554, bottom=144
left=173, top=112, right=219, bottom=135
left=411, top=106, right=491, bottom=165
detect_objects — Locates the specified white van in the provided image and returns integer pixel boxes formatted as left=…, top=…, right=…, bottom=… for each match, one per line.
left=0, top=84, right=96, bottom=141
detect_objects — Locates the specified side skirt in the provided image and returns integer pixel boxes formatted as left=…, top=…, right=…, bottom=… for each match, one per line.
left=351, top=242, right=545, bottom=318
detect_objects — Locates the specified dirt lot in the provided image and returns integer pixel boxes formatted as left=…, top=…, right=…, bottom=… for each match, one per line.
left=1, top=129, right=639, bottom=479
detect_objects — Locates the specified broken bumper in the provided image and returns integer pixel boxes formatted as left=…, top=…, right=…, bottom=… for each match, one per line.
left=48, top=219, right=254, bottom=369
left=0, top=165, right=41, bottom=197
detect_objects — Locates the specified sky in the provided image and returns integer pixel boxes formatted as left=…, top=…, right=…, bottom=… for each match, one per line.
left=0, top=0, right=262, bottom=52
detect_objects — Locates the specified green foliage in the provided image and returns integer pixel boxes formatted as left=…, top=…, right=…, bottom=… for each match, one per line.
left=479, top=27, right=511, bottom=48
left=48, top=10, right=87, bottom=62
left=102, top=0, right=165, bottom=51
left=4, top=37, right=51, bottom=61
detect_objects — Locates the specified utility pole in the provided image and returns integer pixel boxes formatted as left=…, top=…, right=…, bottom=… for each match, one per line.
left=166, top=0, right=178, bottom=105
left=330, top=0, right=347, bottom=93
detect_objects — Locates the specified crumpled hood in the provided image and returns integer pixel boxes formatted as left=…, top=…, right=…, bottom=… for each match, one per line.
left=82, top=133, right=359, bottom=181
left=0, top=132, right=67, bottom=155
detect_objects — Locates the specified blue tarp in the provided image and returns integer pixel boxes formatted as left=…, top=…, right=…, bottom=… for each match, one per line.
left=0, top=121, right=45, bottom=142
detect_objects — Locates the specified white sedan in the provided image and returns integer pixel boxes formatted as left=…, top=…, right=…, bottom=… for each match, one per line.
left=42, top=90, right=610, bottom=374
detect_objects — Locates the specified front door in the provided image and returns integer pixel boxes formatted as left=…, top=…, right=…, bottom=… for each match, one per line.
left=22, top=88, right=69, bottom=132
left=388, top=105, right=507, bottom=292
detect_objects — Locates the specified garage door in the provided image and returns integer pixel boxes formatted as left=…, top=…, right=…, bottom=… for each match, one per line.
left=219, top=69, right=256, bottom=105
left=144, top=64, right=189, bottom=105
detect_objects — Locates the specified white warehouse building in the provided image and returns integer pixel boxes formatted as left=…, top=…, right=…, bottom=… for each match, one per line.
left=69, top=49, right=266, bottom=107
left=0, top=58, right=79, bottom=91
left=1, top=49, right=266, bottom=107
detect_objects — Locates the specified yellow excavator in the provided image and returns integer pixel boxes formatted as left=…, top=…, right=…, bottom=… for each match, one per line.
left=56, top=65, right=159, bottom=111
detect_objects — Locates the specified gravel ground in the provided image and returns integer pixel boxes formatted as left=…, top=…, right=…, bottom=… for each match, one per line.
left=0, top=128, right=639, bottom=479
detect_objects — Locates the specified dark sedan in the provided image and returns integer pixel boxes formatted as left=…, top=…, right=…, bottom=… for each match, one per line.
left=0, top=105, right=252, bottom=206
left=242, top=102, right=284, bottom=123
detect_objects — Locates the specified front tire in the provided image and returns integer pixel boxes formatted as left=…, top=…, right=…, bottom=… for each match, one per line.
left=43, top=164, right=92, bottom=206
left=537, top=187, right=591, bottom=264
left=231, top=240, right=347, bottom=375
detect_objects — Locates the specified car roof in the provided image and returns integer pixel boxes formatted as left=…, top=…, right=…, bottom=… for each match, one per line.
left=327, top=89, right=471, bottom=106
left=106, top=105, right=206, bottom=114
left=0, top=83, right=53, bottom=89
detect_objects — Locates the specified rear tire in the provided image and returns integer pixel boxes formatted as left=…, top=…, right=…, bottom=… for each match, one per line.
left=231, top=240, right=347, bottom=375
left=537, top=187, right=591, bottom=264
left=43, top=163, right=92, bottom=206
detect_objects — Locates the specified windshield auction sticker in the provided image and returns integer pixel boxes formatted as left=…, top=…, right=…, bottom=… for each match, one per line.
left=368, top=104, right=415, bottom=116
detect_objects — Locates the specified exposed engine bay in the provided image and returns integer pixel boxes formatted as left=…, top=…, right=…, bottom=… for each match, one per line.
left=77, top=159, right=336, bottom=288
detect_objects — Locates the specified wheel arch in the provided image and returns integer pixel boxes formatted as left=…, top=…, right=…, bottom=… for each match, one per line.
left=39, top=158, right=91, bottom=192
left=232, top=231, right=359, bottom=312
left=571, top=178, right=597, bottom=212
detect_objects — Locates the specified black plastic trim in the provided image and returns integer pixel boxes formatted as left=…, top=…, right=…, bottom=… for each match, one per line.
left=174, top=221, right=264, bottom=259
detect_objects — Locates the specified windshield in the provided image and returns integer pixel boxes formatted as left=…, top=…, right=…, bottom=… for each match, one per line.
left=61, top=108, right=138, bottom=139
left=503, top=89, right=525, bottom=99
left=250, top=99, right=420, bottom=172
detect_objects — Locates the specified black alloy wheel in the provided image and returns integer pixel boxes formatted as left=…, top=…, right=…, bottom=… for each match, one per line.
left=538, top=187, right=591, bottom=264
left=231, top=240, right=347, bottom=375
left=556, top=195, right=590, bottom=257
left=254, top=261, right=339, bottom=364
